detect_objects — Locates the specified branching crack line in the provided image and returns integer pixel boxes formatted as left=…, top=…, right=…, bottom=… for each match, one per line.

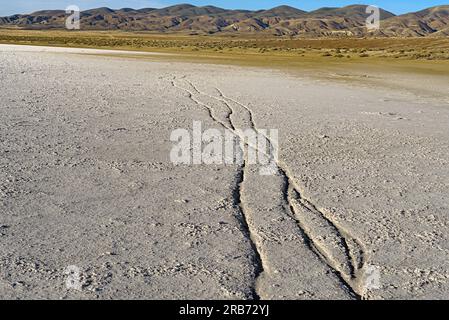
left=170, top=76, right=368, bottom=300
left=171, top=76, right=263, bottom=300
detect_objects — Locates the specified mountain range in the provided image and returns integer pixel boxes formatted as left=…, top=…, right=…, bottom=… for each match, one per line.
left=1, top=4, right=448, bottom=37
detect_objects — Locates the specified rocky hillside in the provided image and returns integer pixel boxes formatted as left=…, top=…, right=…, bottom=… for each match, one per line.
left=1, top=4, right=448, bottom=37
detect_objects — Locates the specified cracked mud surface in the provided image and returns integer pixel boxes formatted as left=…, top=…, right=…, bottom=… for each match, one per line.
left=1, top=45, right=449, bottom=299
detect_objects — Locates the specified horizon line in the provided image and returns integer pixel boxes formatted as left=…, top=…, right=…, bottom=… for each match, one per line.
left=2, top=3, right=447, bottom=17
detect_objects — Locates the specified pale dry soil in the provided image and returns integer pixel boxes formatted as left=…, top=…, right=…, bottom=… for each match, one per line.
left=0, top=45, right=448, bottom=300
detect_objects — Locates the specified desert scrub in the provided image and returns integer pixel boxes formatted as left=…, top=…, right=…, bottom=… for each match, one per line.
left=1, top=31, right=449, bottom=60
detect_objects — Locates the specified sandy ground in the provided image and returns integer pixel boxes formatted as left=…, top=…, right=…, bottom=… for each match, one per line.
left=0, top=44, right=448, bottom=300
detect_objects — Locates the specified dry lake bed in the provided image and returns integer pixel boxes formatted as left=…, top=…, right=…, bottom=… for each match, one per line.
left=0, top=44, right=448, bottom=300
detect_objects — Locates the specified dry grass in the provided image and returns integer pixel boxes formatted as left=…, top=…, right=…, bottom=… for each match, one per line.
left=1, top=29, right=449, bottom=86
left=1, top=28, right=448, bottom=104
left=1, top=29, right=449, bottom=61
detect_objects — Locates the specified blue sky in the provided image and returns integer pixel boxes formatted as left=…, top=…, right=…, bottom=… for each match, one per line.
left=1, top=0, right=448, bottom=16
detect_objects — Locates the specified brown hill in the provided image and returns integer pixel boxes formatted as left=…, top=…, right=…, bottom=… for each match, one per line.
left=309, top=5, right=395, bottom=20
left=0, top=4, right=448, bottom=37
left=375, top=5, right=449, bottom=37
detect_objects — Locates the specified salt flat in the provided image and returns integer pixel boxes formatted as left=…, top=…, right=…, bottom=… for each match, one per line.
left=0, top=45, right=448, bottom=300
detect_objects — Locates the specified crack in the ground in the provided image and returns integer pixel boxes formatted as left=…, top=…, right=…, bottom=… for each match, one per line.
left=171, top=76, right=368, bottom=300
left=171, top=77, right=264, bottom=300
